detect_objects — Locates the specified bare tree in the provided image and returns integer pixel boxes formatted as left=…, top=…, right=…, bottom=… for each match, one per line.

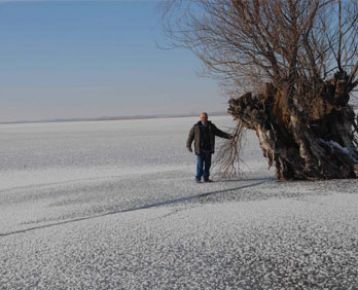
left=164, top=0, right=358, bottom=180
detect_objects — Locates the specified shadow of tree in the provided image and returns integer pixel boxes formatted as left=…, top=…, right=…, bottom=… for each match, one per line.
left=0, top=180, right=268, bottom=238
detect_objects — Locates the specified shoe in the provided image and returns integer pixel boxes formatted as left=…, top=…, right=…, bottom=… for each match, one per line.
left=195, top=178, right=202, bottom=183
left=203, top=178, right=213, bottom=183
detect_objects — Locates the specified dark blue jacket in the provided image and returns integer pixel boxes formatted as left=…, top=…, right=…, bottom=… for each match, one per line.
left=186, top=121, right=232, bottom=154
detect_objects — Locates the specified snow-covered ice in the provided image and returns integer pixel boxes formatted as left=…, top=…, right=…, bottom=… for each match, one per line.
left=0, top=116, right=357, bottom=289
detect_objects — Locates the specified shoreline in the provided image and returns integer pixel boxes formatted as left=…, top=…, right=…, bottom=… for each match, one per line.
left=0, top=111, right=229, bottom=126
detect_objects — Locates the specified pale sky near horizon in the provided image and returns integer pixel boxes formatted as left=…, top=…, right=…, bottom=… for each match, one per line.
left=0, top=0, right=227, bottom=122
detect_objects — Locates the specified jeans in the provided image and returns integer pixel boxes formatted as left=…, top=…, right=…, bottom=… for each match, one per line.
left=196, top=151, right=212, bottom=180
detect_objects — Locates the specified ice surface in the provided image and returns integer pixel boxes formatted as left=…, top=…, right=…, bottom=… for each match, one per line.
left=0, top=116, right=357, bottom=289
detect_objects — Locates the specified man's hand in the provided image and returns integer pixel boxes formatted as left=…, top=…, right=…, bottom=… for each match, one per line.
left=187, top=146, right=193, bottom=153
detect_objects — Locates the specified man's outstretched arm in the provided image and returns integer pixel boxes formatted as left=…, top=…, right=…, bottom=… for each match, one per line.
left=213, top=125, right=233, bottom=139
left=186, top=126, right=195, bottom=152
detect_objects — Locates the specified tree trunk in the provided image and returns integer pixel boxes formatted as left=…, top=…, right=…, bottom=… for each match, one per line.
left=228, top=72, right=358, bottom=180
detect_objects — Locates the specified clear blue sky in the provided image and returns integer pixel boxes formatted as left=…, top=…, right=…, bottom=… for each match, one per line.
left=0, top=0, right=227, bottom=122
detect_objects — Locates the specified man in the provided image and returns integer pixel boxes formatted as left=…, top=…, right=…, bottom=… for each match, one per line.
left=186, top=112, right=233, bottom=183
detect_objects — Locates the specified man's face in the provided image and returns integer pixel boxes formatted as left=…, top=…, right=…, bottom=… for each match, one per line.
left=200, top=113, right=208, bottom=123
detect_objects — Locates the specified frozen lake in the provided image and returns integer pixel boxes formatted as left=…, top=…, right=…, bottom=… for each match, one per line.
left=0, top=116, right=357, bottom=289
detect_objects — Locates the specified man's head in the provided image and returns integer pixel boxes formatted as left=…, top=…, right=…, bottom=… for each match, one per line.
left=200, top=112, right=208, bottom=124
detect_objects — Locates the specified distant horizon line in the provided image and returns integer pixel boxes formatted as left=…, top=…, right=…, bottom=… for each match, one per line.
left=0, top=111, right=230, bottom=125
